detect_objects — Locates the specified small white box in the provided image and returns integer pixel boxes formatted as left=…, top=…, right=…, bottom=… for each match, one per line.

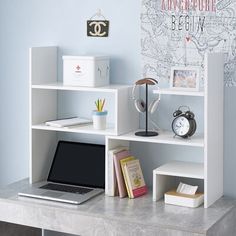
left=63, top=56, right=109, bottom=87
left=165, top=190, right=204, bottom=208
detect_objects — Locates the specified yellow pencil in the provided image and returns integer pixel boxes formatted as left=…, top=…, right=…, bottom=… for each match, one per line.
left=99, top=99, right=102, bottom=111
left=95, top=98, right=105, bottom=112
left=101, top=99, right=105, bottom=111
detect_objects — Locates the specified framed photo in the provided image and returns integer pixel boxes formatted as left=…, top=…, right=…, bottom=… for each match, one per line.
left=170, top=67, right=200, bottom=91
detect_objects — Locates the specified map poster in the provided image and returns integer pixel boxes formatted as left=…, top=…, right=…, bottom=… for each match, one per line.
left=141, top=0, right=236, bottom=86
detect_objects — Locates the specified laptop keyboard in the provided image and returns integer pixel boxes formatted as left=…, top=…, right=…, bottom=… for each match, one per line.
left=40, top=183, right=93, bottom=195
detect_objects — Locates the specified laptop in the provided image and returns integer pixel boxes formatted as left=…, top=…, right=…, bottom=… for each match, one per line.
left=18, top=141, right=105, bottom=204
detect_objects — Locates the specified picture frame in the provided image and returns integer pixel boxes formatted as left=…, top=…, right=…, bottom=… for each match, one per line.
left=170, top=67, right=200, bottom=91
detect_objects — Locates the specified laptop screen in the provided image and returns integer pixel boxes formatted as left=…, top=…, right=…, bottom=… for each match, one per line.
left=48, top=141, right=105, bottom=189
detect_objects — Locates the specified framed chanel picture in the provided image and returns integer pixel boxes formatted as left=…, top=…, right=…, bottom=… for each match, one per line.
left=87, top=10, right=109, bottom=37
left=170, top=67, right=200, bottom=91
left=87, top=20, right=109, bottom=37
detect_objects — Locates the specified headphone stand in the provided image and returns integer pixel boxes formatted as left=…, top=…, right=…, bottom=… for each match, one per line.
left=135, top=83, right=158, bottom=137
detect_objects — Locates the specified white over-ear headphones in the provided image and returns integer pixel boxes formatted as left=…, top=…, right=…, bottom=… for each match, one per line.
left=132, top=78, right=161, bottom=114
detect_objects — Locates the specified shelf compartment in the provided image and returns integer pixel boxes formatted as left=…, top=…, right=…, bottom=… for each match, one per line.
left=107, top=131, right=204, bottom=147
left=32, top=123, right=116, bottom=136
left=153, top=161, right=204, bottom=179
left=153, top=88, right=204, bottom=97
left=31, top=83, right=138, bottom=136
left=153, top=161, right=204, bottom=202
left=32, top=82, right=132, bottom=93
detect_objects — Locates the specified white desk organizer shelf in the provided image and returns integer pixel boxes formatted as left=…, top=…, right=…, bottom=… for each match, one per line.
left=106, top=53, right=224, bottom=208
left=29, top=46, right=138, bottom=184
left=29, top=46, right=223, bottom=209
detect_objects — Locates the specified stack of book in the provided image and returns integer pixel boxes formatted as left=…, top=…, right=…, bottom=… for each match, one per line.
left=107, top=146, right=147, bottom=198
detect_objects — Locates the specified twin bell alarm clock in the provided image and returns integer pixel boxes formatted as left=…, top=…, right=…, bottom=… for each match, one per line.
left=172, top=106, right=196, bottom=138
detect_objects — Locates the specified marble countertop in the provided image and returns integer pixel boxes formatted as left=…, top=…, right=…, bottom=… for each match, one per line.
left=0, top=179, right=235, bottom=235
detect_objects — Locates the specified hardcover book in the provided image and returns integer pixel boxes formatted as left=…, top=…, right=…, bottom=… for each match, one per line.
left=122, top=159, right=147, bottom=198
left=120, top=156, right=136, bottom=198
left=113, top=150, right=131, bottom=198
left=106, top=146, right=128, bottom=196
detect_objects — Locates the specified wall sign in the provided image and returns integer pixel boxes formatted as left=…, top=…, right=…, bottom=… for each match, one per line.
left=141, top=0, right=236, bottom=86
left=87, top=20, right=109, bottom=37
left=87, top=10, right=109, bottom=37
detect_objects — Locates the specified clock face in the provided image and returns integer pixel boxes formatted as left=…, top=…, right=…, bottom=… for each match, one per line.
left=172, top=116, right=190, bottom=137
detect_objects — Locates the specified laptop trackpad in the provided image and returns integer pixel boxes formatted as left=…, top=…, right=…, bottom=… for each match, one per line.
left=41, top=191, right=64, bottom=198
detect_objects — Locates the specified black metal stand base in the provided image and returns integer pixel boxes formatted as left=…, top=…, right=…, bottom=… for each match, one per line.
left=135, top=131, right=158, bottom=137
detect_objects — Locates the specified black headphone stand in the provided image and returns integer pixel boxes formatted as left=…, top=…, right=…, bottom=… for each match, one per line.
left=135, top=83, right=158, bottom=137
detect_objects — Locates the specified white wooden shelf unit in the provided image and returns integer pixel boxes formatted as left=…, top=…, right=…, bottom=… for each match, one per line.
left=29, top=46, right=138, bottom=184
left=106, top=53, right=224, bottom=208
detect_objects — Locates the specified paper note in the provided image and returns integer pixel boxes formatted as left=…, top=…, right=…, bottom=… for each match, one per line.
left=176, top=182, right=198, bottom=195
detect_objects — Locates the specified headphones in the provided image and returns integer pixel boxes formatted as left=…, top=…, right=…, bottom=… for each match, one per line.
left=173, top=106, right=195, bottom=119
left=132, top=78, right=161, bottom=114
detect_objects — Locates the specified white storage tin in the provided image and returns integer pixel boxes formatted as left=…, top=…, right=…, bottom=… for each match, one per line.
left=63, top=56, right=110, bottom=87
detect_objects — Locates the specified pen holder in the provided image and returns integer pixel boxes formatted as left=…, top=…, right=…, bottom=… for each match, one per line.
left=92, top=110, right=108, bottom=130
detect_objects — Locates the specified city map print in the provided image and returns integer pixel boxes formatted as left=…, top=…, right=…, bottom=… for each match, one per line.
left=141, top=0, right=236, bottom=86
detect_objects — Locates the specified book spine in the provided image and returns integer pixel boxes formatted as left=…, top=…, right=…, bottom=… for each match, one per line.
left=113, top=150, right=131, bottom=198
left=106, top=151, right=115, bottom=196
left=121, top=163, right=132, bottom=198
left=112, top=164, right=118, bottom=196
left=114, top=154, right=134, bottom=198
left=106, top=147, right=128, bottom=196
left=114, top=160, right=127, bottom=198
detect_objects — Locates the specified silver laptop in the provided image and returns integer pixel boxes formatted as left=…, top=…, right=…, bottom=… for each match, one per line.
left=18, top=141, right=105, bottom=204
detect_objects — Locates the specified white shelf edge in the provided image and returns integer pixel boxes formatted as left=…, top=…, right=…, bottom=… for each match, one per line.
left=106, top=131, right=204, bottom=147
left=153, top=161, right=204, bottom=179
left=153, top=89, right=204, bottom=97
left=31, top=82, right=132, bottom=92
left=32, top=123, right=117, bottom=136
